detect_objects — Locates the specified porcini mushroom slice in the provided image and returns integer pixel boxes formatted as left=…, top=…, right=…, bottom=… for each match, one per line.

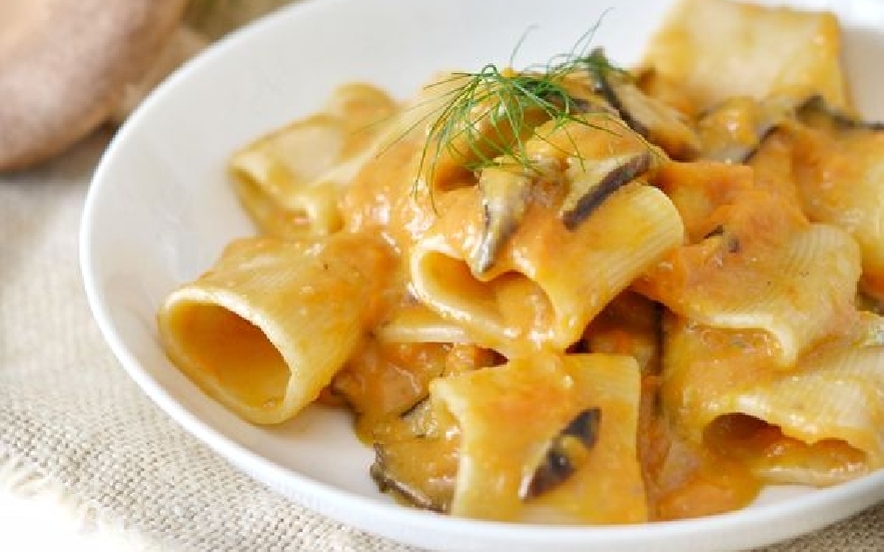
left=469, top=165, right=535, bottom=275
left=369, top=400, right=460, bottom=512
left=587, top=50, right=700, bottom=159
left=520, top=407, right=602, bottom=500
left=560, top=151, right=653, bottom=230
left=0, top=0, right=187, bottom=170
left=797, top=95, right=884, bottom=132
left=704, top=95, right=813, bottom=163
left=370, top=440, right=459, bottom=513
left=694, top=95, right=875, bottom=164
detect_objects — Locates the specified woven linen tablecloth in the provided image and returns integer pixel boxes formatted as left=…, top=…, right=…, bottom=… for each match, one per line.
left=1, top=128, right=883, bottom=551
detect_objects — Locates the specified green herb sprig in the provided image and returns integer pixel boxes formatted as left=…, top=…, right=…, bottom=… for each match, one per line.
left=401, top=18, right=635, bottom=191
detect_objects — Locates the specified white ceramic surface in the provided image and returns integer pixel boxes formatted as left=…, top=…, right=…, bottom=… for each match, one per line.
left=81, top=0, right=884, bottom=550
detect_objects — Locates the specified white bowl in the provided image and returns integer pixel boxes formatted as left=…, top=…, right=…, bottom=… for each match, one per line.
left=81, top=0, right=884, bottom=550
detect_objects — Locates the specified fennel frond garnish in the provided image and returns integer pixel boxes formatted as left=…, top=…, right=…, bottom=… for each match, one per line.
left=408, top=31, right=633, bottom=188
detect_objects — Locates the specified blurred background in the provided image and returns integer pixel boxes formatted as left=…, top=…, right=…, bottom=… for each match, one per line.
left=0, top=0, right=297, bottom=172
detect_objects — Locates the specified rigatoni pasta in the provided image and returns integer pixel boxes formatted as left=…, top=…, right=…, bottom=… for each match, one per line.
left=230, top=84, right=398, bottom=239
left=410, top=180, right=683, bottom=356
left=432, top=353, right=646, bottom=523
left=158, top=234, right=394, bottom=423
left=664, top=313, right=884, bottom=485
left=636, top=174, right=862, bottom=366
left=158, top=0, right=884, bottom=524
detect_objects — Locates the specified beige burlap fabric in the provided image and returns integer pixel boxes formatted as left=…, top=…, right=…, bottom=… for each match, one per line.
left=0, top=129, right=882, bottom=551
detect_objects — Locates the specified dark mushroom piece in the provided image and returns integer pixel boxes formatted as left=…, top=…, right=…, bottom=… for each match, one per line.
left=695, top=95, right=800, bottom=164
left=465, top=65, right=668, bottom=275
left=698, top=94, right=884, bottom=164
left=469, top=165, right=536, bottom=275
left=469, top=148, right=652, bottom=274
left=857, top=292, right=884, bottom=317
left=370, top=440, right=457, bottom=512
left=520, top=407, right=602, bottom=500
left=466, top=84, right=610, bottom=276
left=560, top=151, right=654, bottom=230
left=797, top=95, right=884, bottom=132
left=586, top=49, right=700, bottom=159
left=369, top=399, right=459, bottom=512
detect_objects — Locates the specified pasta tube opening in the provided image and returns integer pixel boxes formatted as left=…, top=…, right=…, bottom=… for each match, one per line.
left=158, top=235, right=394, bottom=424
left=410, top=184, right=684, bottom=355
left=229, top=83, right=399, bottom=239
left=662, top=313, right=884, bottom=485
left=705, top=414, right=870, bottom=486
left=161, top=301, right=290, bottom=413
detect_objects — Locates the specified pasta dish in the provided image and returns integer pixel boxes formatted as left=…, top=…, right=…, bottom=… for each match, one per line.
left=156, top=0, right=884, bottom=523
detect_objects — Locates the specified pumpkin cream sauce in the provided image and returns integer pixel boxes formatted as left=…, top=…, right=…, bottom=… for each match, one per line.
left=157, top=0, right=884, bottom=526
